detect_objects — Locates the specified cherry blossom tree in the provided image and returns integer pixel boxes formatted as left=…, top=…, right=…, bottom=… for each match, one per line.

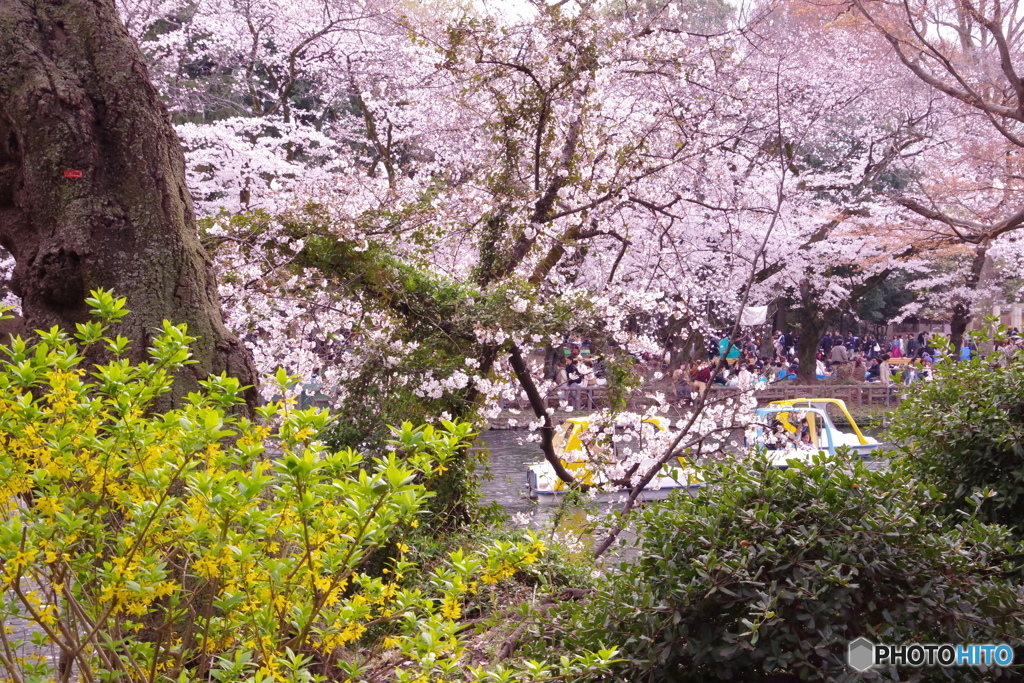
left=730, top=5, right=936, bottom=379
left=110, top=0, right=1018, bottom=537
left=142, top=0, right=771, bottom=508
left=843, top=0, right=1024, bottom=344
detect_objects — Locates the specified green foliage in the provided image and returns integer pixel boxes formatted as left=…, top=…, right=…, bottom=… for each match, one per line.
left=407, top=522, right=600, bottom=600
left=855, top=270, right=919, bottom=325
left=202, top=206, right=622, bottom=526
left=552, top=450, right=1024, bottom=681
left=600, top=354, right=644, bottom=412
left=383, top=421, right=497, bottom=533
left=889, top=334, right=1024, bottom=534
left=0, top=290, right=615, bottom=683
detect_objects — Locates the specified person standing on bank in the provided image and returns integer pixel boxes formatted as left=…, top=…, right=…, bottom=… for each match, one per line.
left=555, top=360, right=568, bottom=397
left=566, top=358, right=583, bottom=408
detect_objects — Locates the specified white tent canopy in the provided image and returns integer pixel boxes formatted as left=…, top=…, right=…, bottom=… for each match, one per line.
left=739, top=305, right=769, bottom=326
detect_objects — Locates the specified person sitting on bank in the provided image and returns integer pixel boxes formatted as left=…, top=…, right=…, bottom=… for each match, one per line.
left=736, top=363, right=754, bottom=389
left=850, top=358, right=866, bottom=381
left=674, top=367, right=693, bottom=406
left=830, top=342, right=850, bottom=364
left=866, top=358, right=881, bottom=381
left=835, top=360, right=854, bottom=381
left=879, top=354, right=893, bottom=386
left=692, top=363, right=713, bottom=393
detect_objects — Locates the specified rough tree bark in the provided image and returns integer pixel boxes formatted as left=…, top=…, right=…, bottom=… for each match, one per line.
left=950, top=247, right=991, bottom=351
left=0, top=0, right=256, bottom=406
left=795, top=282, right=829, bottom=384
left=792, top=269, right=894, bottom=383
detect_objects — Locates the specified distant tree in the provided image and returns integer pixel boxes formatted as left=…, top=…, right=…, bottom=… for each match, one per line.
left=849, top=0, right=1024, bottom=347
left=855, top=270, right=919, bottom=326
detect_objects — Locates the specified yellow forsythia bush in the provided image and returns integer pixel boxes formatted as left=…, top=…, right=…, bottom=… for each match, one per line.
left=0, top=291, right=617, bottom=683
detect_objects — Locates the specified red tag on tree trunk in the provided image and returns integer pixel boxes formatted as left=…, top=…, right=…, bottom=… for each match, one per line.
left=63, top=170, right=83, bottom=178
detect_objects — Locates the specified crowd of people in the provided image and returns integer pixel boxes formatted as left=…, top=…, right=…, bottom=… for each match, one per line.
left=521, top=326, right=1024, bottom=411
left=669, top=327, right=1024, bottom=405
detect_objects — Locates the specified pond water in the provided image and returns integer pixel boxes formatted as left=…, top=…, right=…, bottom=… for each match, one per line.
left=473, top=424, right=890, bottom=516
left=472, top=428, right=671, bottom=513
left=473, top=429, right=543, bottom=515
left=473, top=428, right=640, bottom=558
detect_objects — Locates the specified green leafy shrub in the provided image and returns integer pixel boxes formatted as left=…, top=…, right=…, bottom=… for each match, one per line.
left=0, top=291, right=618, bottom=683
left=551, top=451, right=1024, bottom=681
left=888, top=348, right=1024, bottom=534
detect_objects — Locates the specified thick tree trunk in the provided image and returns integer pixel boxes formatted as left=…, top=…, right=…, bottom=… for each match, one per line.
left=0, top=0, right=256, bottom=406
left=951, top=247, right=991, bottom=351
left=795, top=284, right=827, bottom=384
left=772, top=301, right=789, bottom=337
left=543, top=345, right=558, bottom=380
left=796, top=324, right=822, bottom=384
left=949, top=302, right=970, bottom=353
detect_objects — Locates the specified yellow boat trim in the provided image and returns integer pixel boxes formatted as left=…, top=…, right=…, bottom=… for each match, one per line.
left=767, top=398, right=869, bottom=445
left=552, top=417, right=669, bottom=490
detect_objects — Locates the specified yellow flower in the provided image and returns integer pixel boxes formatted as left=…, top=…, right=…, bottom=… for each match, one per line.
left=440, top=597, right=461, bottom=620
left=38, top=603, right=58, bottom=627
left=323, top=587, right=343, bottom=607
left=35, top=497, right=60, bottom=517
left=192, top=555, right=221, bottom=579
left=376, top=582, right=398, bottom=605
left=153, top=581, right=176, bottom=598
left=5, top=549, right=37, bottom=575
left=333, top=621, right=366, bottom=645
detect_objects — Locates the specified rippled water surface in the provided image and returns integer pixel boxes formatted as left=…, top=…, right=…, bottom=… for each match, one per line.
left=474, top=429, right=543, bottom=514
left=474, top=424, right=890, bottom=516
